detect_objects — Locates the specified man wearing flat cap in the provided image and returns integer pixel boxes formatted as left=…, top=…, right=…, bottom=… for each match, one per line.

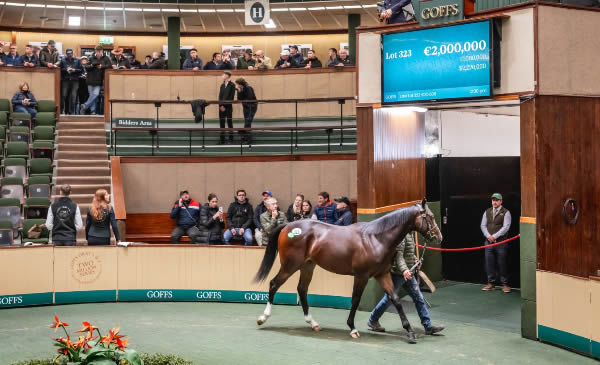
left=334, top=196, right=353, bottom=226
left=480, top=193, right=512, bottom=293
left=40, top=40, right=60, bottom=68
left=110, top=47, right=130, bottom=69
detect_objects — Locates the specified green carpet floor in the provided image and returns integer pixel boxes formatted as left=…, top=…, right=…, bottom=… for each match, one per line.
left=0, top=282, right=593, bottom=365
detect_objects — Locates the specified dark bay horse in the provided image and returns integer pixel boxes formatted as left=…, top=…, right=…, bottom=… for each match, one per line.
left=254, top=199, right=443, bottom=342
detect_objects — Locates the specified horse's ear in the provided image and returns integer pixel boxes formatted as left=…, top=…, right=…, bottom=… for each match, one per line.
left=420, top=198, right=427, bottom=211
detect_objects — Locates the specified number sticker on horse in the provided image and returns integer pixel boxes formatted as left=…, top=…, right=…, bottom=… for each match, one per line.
left=292, top=228, right=302, bottom=236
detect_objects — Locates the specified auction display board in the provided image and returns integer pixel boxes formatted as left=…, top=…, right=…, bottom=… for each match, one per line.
left=382, top=20, right=493, bottom=104
left=0, top=245, right=353, bottom=309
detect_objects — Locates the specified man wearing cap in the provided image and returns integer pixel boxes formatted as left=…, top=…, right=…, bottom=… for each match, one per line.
left=81, top=45, right=111, bottom=115
left=17, top=45, right=39, bottom=67
left=182, top=48, right=203, bottom=70
left=334, top=197, right=353, bottom=226
left=253, top=190, right=273, bottom=245
left=480, top=193, right=512, bottom=293
left=237, top=49, right=256, bottom=70
left=40, top=40, right=60, bottom=68
left=288, top=45, right=304, bottom=65
left=170, top=190, right=201, bottom=244
left=110, top=48, right=130, bottom=69
left=275, top=50, right=298, bottom=69
left=60, top=49, right=83, bottom=115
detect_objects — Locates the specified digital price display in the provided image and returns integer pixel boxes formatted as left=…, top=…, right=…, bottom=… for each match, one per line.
left=382, top=20, right=493, bottom=104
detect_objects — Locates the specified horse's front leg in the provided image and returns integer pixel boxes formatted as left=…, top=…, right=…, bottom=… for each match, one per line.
left=347, top=275, right=369, bottom=338
left=375, top=272, right=416, bottom=343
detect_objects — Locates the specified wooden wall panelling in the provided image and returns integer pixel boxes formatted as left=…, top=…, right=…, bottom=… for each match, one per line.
left=356, top=106, right=375, bottom=209
left=535, top=95, right=600, bottom=278
left=520, top=98, right=537, bottom=218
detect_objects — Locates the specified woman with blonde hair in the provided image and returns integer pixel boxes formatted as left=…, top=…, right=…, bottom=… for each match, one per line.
left=85, top=189, right=120, bottom=245
left=12, top=82, right=38, bottom=118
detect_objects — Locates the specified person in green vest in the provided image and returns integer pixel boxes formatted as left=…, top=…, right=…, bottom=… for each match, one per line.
left=480, top=193, right=512, bottom=293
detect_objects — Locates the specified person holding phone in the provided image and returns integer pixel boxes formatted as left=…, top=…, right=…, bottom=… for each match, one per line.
left=170, top=190, right=201, bottom=244
left=12, top=82, right=38, bottom=118
left=198, top=193, right=225, bottom=245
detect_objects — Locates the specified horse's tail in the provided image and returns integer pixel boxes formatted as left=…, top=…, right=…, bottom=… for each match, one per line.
left=254, top=224, right=286, bottom=283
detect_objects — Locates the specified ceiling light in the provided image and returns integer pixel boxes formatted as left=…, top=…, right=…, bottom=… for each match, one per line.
left=68, top=16, right=80, bottom=26
left=46, top=4, right=64, bottom=8
left=289, top=7, right=306, bottom=11
left=125, top=8, right=143, bottom=12
left=234, top=9, right=245, bottom=13
left=271, top=8, right=288, bottom=12
left=26, top=4, right=45, bottom=7
left=326, top=6, right=343, bottom=10
left=180, top=9, right=198, bottom=13
left=66, top=5, right=84, bottom=10
left=5, top=2, right=25, bottom=6
left=216, top=9, right=234, bottom=12
left=105, top=7, right=123, bottom=11
left=264, top=19, right=276, bottom=29
left=86, top=6, right=104, bottom=11
left=362, top=4, right=378, bottom=8
left=197, top=9, right=215, bottom=13
left=344, top=5, right=362, bottom=9
left=308, top=7, right=325, bottom=11
left=161, top=8, right=179, bottom=12
left=143, top=8, right=161, bottom=12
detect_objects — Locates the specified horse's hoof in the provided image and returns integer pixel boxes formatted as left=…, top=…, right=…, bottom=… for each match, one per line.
left=350, top=329, right=360, bottom=339
left=407, top=332, right=417, bottom=344
left=257, top=315, right=267, bottom=326
left=312, top=324, right=321, bottom=332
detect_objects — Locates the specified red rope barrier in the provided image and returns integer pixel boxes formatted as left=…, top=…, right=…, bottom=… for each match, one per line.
left=416, top=234, right=520, bottom=252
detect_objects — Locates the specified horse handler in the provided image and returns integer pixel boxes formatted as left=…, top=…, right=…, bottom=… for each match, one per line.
left=367, top=233, right=445, bottom=337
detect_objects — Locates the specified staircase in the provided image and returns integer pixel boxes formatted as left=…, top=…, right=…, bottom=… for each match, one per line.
left=54, top=115, right=110, bottom=245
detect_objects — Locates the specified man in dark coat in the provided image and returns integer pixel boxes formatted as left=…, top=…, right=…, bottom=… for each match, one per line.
left=45, top=185, right=83, bottom=246
left=170, top=190, right=201, bottom=244
left=81, top=45, right=111, bottom=115
left=380, top=0, right=414, bottom=24
left=59, top=48, right=83, bottom=115
left=333, top=197, right=353, bottom=226
left=301, top=49, right=323, bottom=69
left=224, top=190, right=254, bottom=245
left=182, top=48, right=203, bottom=70
left=148, top=51, right=166, bottom=69
left=110, top=48, right=130, bottom=69
left=234, top=77, right=258, bottom=144
left=218, top=71, right=236, bottom=144
left=203, top=52, right=222, bottom=70
left=39, top=40, right=60, bottom=68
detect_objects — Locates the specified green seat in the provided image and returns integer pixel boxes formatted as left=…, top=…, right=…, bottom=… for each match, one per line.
left=24, top=197, right=50, bottom=219
left=5, top=141, right=29, bottom=159
left=0, top=198, right=21, bottom=231
left=1, top=177, right=24, bottom=201
left=2, top=157, right=27, bottom=179
left=29, top=158, right=53, bottom=179
left=0, top=219, right=14, bottom=245
left=0, top=111, right=8, bottom=127
left=9, top=112, right=31, bottom=128
left=33, top=126, right=55, bottom=142
left=31, top=141, right=54, bottom=160
left=27, top=175, right=51, bottom=198
left=20, top=218, right=49, bottom=244
left=34, top=112, right=57, bottom=126
left=8, top=126, right=30, bottom=143
left=0, top=99, right=9, bottom=112
left=36, top=100, right=57, bottom=113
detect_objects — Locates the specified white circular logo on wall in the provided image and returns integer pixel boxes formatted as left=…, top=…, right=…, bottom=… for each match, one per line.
left=250, top=2, right=265, bottom=23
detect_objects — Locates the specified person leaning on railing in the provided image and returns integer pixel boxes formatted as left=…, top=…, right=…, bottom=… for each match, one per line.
left=234, top=77, right=258, bottom=144
left=17, top=44, right=39, bottom=67
left=301, top=50, right=323, bottom=69
left=338, top=49, right=354, bottom=66
left=2, top=44, right=20, bottom=66
left=236, top=49, right=256, bottom=70
left=183, top=48, right=203, bottom=70
left=254, top=50, right=272, bottom=69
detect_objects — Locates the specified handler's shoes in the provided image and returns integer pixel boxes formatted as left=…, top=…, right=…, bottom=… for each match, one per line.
left=502, top=285, right=511, bottom=293
left=482, top=283, right=495, bottom=291
left=425, top=325, right=445, bottom=335
left=367, top=320, right=386, bottom=332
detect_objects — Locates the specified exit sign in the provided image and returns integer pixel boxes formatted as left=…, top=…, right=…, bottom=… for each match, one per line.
left=99, top=36, right=114, bottom=44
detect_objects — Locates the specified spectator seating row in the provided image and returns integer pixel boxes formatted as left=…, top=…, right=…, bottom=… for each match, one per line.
left=0, top=99, right=56, bottom=245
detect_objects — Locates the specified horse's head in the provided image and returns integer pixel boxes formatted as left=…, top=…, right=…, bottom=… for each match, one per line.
left=414, top=198, right=443, bottom=245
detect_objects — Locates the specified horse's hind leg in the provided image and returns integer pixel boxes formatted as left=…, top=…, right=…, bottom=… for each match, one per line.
left=297, top=261, right=320, bottom=331
left=375, top=273, right=416, bottom=343
left=257, top=268, right=293, bottom=326
left=347, top=275, right=369, bottom=338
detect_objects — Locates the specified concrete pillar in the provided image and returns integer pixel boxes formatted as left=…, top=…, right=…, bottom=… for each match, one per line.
left=167, top=17, right=181, bottom=70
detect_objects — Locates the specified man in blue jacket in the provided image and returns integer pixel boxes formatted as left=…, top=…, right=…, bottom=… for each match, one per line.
left=17, top=45, right=39, bottom=67
left=182, top=48, right=203, bottom=70
left=170, top=190, right=201, bottom=244
left=334, top=197, right=353, bottom=226
left=3, top=44, right=20, bottom=66
left=60, top=49, right=83, bottom=115
left=314, top=191, right=337, bottom=224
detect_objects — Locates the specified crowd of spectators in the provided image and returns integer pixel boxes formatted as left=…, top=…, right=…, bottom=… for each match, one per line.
left=170, top=190, right=354, bottom=245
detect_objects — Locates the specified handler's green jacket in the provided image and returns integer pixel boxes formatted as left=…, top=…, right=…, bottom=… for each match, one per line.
left=391, top=233, right=417, bottom=274
left=260, top=210, right=288, bottom=246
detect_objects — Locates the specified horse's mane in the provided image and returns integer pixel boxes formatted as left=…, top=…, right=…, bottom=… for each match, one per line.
left=360, top=205, right=418, bottom=235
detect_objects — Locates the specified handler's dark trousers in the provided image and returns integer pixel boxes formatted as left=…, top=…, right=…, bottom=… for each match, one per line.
left=485, top=240, right=508, bottom=285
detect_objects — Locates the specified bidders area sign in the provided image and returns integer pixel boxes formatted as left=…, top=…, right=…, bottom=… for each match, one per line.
left=114, top=118, right=155, bottom=128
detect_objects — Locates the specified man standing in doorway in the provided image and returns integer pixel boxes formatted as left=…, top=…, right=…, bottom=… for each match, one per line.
left=45, top=185, right=83, bottom=246
left=218, top=71, right=236, bottom=144
left=480, top=193, right=512, bottom=293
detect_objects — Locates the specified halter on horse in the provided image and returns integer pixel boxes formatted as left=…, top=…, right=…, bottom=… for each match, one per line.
left=254, top=198, right=443, bottom=342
